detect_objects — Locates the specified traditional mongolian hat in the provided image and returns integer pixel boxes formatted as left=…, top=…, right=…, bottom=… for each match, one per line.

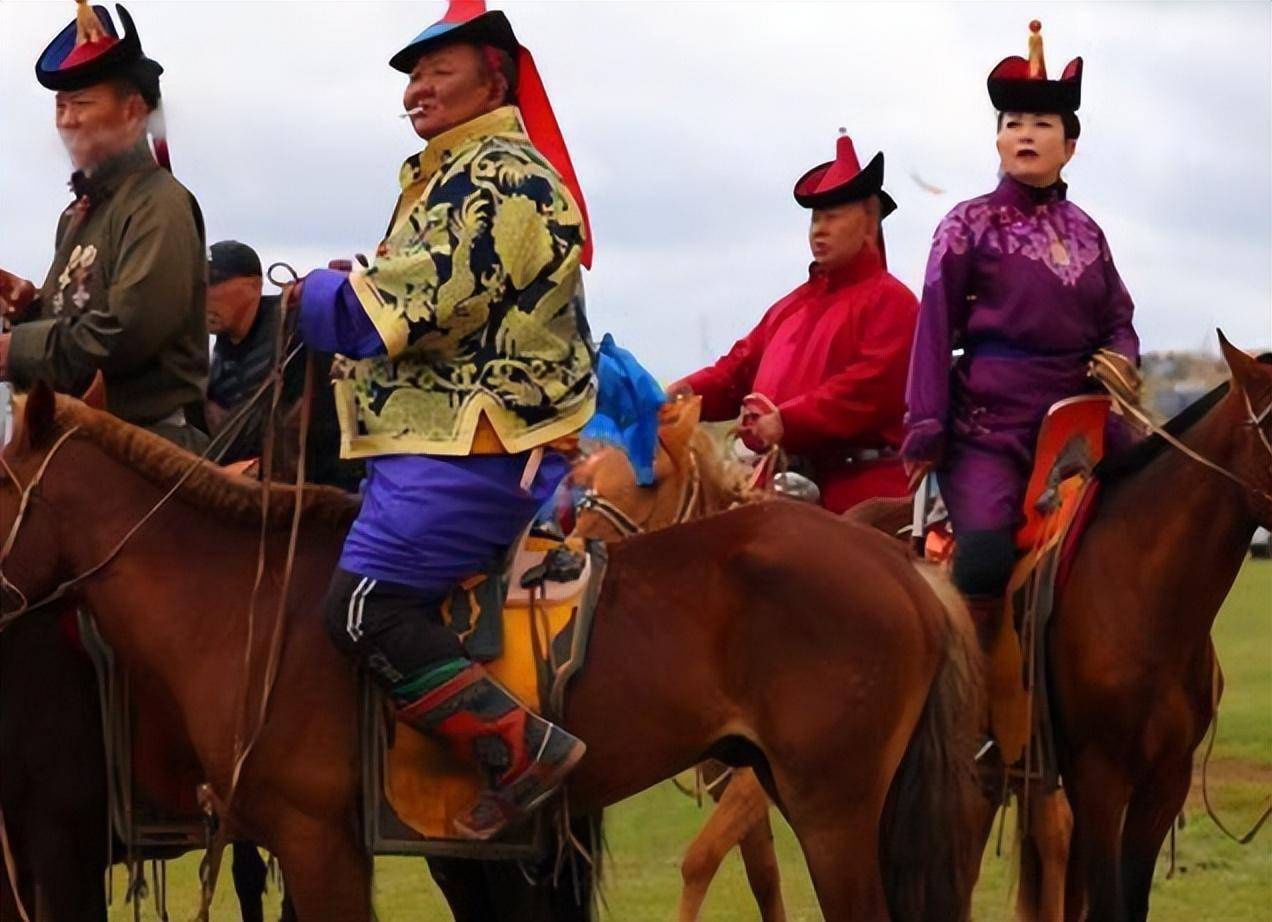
left=793, top=129, right=897, bottom=218
left=987, top=20, right=1082, bottom=114
left=793, top=129, right=896, bottom=267
left=36, top=2, right=162, bottom=102
left=390, top=1, right=594, bottom=268
left=35, top=2, right=171, bottom=169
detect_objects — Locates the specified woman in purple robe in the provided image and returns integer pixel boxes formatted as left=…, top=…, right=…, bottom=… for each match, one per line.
left=903, top=21, right=1141, bottom=606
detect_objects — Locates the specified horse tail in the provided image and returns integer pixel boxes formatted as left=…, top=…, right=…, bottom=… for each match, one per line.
left=881, top=562, right=986, bottom=922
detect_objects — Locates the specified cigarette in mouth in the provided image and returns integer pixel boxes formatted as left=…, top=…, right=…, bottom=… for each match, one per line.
left=400, top=107, right=424, bottom=118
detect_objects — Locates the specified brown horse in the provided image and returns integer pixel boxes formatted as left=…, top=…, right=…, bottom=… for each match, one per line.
left=0, top=383, right=984, bottom=922
left=1040, top=337, right=1272, bottom=921
left=571, top=404, right=786, bottom=922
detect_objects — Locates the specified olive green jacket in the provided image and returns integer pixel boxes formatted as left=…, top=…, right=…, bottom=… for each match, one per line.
left=9, top=141, right=209, bottom=429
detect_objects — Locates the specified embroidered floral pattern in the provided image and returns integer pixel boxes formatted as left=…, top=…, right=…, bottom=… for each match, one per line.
left=932, top=197, right=1105, bottom=286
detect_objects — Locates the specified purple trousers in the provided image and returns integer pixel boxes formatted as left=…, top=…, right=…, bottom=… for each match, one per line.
left=340, top=451, right=569, bottom=595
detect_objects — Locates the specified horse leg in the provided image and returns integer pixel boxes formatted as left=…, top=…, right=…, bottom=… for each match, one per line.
left=272, top=818, right=371, bottom=922
left=1017, top=786, right=1072, bottom=922
left=781, top=786, right=887, bottom=922
left=737, top=807, right=786, bottom=922
left=1064, top=751, right=1132, bottom=922
left=1120, top=758, right=1191, bottom=922
left=232, top=843, right=267, bottom=922
left=427, top=857, right=498, bottom=922
left=677, top=768, right=773, bottom=922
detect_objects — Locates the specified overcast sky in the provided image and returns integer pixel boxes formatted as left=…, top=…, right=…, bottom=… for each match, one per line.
left=1, top=0, right=1269, bottom=378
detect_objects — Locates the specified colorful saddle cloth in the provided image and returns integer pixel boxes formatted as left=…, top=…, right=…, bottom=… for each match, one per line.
left=366, top=534, right=607, bottom=852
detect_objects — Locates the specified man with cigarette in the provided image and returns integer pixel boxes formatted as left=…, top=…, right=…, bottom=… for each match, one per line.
left=291, top=1, right=597, bottom=840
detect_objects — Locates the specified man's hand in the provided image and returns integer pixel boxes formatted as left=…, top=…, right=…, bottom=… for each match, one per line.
left=284, top=278, right=305, bottom=312
left=0, top=269, right=36, bottom=325
left=665, top=379, right=694, bottom=400
left=739, top=409, right=783, bottom=451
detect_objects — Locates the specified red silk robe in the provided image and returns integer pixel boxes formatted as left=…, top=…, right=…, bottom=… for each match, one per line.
left=683, top=248, right=918, bottom=512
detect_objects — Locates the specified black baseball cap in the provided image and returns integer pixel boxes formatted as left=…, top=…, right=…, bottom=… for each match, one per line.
left=208, top=240, right=262, bottom=286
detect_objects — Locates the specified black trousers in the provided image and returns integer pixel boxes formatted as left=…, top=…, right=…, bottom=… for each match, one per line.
left=322, top=568, right=466, bottom=688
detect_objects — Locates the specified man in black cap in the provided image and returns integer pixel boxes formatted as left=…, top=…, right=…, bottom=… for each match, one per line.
left=207, top=240, right=360, bottom=490
left=0, top=1, right=207, bottom=450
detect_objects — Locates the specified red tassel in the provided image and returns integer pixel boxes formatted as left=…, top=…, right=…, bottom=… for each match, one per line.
left=516, top=47, right=593, bottom=269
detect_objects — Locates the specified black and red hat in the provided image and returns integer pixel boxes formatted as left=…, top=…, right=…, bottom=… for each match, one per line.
left=793, top=129, right=897, bottom=218
left=987, top=20, right=1082, bottom=114
left=35, top=2, right=162, bottom=105
left=390, top=1, right=594, bottom=268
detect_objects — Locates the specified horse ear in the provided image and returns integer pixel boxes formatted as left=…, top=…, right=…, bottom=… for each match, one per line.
left=80, top=371, right=107, bottom=411
left=21, top=380, right=58, bottom=448
left=658, top=396, right=701, bottom=458
left=1218, top=329, right=1267, bottom=394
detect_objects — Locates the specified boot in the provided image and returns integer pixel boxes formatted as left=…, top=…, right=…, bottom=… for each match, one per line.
left=966, top=595, right=1029, bottom=766
left=397, top=662, right=586, bottom=840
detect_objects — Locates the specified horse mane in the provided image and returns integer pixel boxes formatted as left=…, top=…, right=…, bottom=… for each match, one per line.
left=51, top=396, right=359, bottom=530
left=1096, top=353, right=1272, bottom=485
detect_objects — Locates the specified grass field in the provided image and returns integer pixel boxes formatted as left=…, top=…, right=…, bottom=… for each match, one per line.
left=108, top=561, right=1271, bottom=920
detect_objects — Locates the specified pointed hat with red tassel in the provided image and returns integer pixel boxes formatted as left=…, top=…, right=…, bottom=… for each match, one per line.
left=987, top=20, right=1082, bottom=113
left=390, top=1, right=594, bottom=269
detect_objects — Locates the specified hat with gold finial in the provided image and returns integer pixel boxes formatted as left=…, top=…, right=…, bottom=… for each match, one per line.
left=987, top=20, right=1082, bottom=113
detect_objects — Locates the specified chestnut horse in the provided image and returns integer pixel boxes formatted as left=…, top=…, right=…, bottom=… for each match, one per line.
left=572, top=404, right=789, bottom=922
left=0, top=384, right=983, bottom=922
left=1045, top=337, right=1272, bottom=922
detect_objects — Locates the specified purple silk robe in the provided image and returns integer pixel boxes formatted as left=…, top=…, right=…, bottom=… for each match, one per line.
left=903, top=175, right=1138, bottom=532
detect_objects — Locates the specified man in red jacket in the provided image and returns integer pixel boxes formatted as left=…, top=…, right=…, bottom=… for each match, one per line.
left=669, top=129, right=919, bottom=513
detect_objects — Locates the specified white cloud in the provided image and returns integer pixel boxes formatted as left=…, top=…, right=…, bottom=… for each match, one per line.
left=2, top=0, right=1268, bottom=379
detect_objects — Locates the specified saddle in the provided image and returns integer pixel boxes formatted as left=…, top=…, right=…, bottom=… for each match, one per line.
left=74, top=532, right=607, bottom=863
left=922, top=395, right=1110, bottom=777
left=362, top=532, right=608, bottom=858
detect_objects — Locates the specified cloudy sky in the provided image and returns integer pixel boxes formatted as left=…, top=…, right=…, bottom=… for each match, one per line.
left=1, top=0, right=1268, bottom=379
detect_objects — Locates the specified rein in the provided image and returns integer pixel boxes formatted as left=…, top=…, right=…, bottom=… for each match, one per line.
left=578, top=449, right=701, bottom=537
left=0, top=274, right=313, bottom=919
left=0, top=343, right=302, bottom=628
left=1091, top=351, right=1272, bottom=502
left=195, top=271, right=312, bottom=921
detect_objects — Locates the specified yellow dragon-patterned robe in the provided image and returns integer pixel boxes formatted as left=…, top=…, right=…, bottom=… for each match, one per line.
left=335, top=105, right=596, bottom=458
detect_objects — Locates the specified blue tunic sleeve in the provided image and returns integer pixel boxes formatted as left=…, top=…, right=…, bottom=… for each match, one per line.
left=298, top=268, right=386, bottom=359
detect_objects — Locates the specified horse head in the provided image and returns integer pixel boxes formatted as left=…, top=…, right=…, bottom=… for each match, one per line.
left=1218, top=331, right=1272, bottom=528
left=0, top=380, right=82, bottom=616
left=572, top=396, right=755, bottom=540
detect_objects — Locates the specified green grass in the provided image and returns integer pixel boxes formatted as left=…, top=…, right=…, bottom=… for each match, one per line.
left=108, top=562, right=1271, bottom=920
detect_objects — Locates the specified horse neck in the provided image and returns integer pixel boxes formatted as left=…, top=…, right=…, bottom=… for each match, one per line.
left=50, top=442, right=339, bottom=679
left=1093, top=397, right=1256, bottom=642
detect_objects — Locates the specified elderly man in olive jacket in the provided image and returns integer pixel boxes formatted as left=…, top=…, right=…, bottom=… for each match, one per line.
left=0, top=3, right=207, bottom=450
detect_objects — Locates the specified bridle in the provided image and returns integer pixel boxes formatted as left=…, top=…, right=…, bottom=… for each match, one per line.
left=0, top=425, right=81, bottom=619
left=577, top=449, right=702, bottom=538
left=1092, top=351, right=1272, bottom=504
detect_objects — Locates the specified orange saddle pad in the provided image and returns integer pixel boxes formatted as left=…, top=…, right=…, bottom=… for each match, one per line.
left=384, top=536, right=597, bottom=841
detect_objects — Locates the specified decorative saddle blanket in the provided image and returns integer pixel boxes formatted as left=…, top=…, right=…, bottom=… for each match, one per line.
left=368, top=534, right=607, bottom=850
